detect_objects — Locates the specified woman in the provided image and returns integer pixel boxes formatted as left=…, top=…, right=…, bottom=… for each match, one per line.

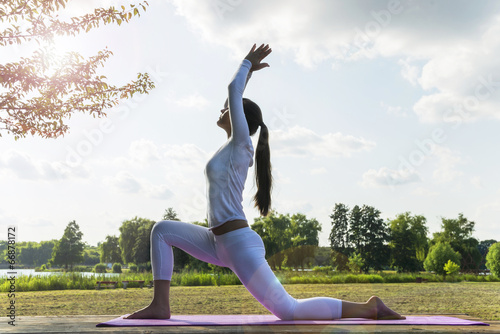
left=126, top=44, right=405, bottom=321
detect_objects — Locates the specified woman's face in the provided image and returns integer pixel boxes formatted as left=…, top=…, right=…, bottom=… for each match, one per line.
left=217, top=107, right=230, bottom=130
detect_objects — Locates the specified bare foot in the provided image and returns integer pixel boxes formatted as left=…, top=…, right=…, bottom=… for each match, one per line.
left=367, top=296, right=406, bottom=320
left=125, top=303, right=170, bottom=319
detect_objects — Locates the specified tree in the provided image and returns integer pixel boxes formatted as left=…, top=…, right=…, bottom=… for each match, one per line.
left=252, top=211, right=292, bottom=270
left=118, top=216, right=155, bottom=265
left=82, top=246, right=100, bottom=266
left=486, top=242, right=500, bottom=277
left=424, top=242, right=461, bottom=278
left=388, top=212, right=429, bottom=272
left=348, top=252, right=364, bottom=273
left=99, top=235, right=122, bottom=264
left=0, top=0, right=154, bottom=139
left=359, top=205, right=390, bottom=272
left=17, top=242, right=38, bottom=266
left=118, top=217, right=141, bottom=264
left=432, top=213, right=481, bottom=272
left=132, top=219, right=156, bottom=265
left=329, top=203, right=349, bottom=250
left=252, top=211, right=321, bottom=270
left=50, top=220, right=85, bottom=270
left=314, top=247, right=334, bottom=267
left=329, top=203, right=350, bottom=271
left=37, top=240, right=57, bottom=267
left=285, top=213, right=321, bottom=270
left=348, top=205, right=364, bottom=250
left=162, top=207, right=180, bottom=221
left=478, top=239, right=498, bottom=269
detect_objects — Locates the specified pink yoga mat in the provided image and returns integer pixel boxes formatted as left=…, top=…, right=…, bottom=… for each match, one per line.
left=96, top=314, right=489, bottom=327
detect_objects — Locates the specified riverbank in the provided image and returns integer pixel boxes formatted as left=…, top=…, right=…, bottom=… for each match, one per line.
left=2, top=270, right=498, bottom=292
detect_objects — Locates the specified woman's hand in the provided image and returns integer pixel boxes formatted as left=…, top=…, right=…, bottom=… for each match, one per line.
left=245, top=43, right=272, bottom=72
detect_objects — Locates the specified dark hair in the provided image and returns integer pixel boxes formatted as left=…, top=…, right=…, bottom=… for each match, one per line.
left=243, top=98, right=272, bottom=216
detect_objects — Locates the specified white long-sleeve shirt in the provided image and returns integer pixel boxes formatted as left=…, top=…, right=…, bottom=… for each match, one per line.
left=205, top=59, right=254, bottom=229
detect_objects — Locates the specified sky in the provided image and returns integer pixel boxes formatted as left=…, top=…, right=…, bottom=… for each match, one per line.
left=1, top=0, right=500, bottom=247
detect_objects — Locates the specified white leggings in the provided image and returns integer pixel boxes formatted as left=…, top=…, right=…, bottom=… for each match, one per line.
left=150, top=220, right=342, bottom=320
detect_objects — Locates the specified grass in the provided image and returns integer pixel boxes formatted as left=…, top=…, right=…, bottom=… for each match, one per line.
left=14, top=282, right=500, bottom=320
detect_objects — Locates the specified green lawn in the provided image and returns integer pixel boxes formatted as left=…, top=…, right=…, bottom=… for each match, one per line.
left=15, top=282, right=500, bottom=320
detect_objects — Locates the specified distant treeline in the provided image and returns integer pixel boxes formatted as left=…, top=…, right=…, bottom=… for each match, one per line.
left=0, top=206, right=497, bottom=275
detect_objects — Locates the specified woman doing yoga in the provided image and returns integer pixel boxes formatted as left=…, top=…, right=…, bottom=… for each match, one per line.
left=126, top=44, right=405, bottom=321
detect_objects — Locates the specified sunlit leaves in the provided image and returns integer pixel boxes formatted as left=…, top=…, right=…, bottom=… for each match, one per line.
left=0, top=1, right=150, bottom=45
left=0, top=0, right=154, bottom=139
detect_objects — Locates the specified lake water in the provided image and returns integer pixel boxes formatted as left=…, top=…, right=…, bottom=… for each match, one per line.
left=0, top=269, right=119, bottom=278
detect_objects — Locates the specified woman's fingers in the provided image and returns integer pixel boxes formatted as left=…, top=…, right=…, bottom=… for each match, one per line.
left=245, top=43, right=272, bottom=71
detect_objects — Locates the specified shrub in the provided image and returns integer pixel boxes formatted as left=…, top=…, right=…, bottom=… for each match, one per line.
left=72, top=265, right=91, bottom=272
left=366, top=274, right=384, bottom=283
left=112, top=263, right=122, bottom=273
left=486, top=242, right=500, bottom=277
left=344, top=274, right=358, bottom=283
left=215, top=273, right=242, bottom=286
left=94, top=263, right=107, bottom=273
left=444, top=260, right=460, bottom=276
left=180, top=273, right=216, bottom=286
left=348, top=252, right=364, bottom=273
left=129, top=264, right=138, bottom=273
left=383, top=273, right=417, bottom=283
left=424, top=242, right=461, bottom=276
left=312, top=266, right=333, bottom=273
left=138, top=263, right=151, bottom=273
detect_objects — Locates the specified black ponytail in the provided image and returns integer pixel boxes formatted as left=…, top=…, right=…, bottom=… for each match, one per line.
left=254, top=123, right=272, bottom=216
left=243, top=98, right=273, bottom=216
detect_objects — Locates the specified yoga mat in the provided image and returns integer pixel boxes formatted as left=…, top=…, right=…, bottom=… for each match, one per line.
left=96, top=314, right=489, bottom=327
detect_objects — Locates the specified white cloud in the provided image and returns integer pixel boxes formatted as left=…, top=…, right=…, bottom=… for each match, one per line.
left=167, top=0, right=500, bottom=122
left=431, top=145, right=463, bottom=183
left=105, top=170, right=174, bottom=200
left=398, top=58, right=420, bottom=86
left=470, top=176, right=484, bottom=189
left=3, top=150, right=40, bottom=180
left=412, top=187, right=439, bottom=197
left=474, top=199, right=500, bottom=239
left=146, top=184, right=174, bottom=200
left=271, top=126, right=375, bottom=158
left=310, top=167, right=327, bottom=175
left=413, top=92, right=463, bottom=124
left=360, top=167, right=420, bottom=188
left=106, top=171, right=143, bottom=193
left=129, top=139, right=161, bottom=167
left=163, top=143, right=210, bottom=170
left=0, top=150, right=90, bottom=181
left=380, top=101, right=407, bottom=117
left=174, top=93, right=209, bottom=109
left=102, top=142, right=209, bottom=201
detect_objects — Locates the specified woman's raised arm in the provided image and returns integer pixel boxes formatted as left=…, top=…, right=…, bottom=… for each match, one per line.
left=227, top=44, right=272, bottom=142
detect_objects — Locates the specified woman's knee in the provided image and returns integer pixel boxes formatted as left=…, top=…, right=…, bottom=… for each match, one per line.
left=151, top=220, right=174, bottom=238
